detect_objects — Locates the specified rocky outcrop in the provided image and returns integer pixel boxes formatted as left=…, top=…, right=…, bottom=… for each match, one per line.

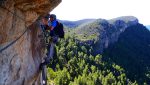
left=0, top=0, right=61, bottom=85
left=72, top=16, right=138, bottom=55
left=93, top=16, right=139, bottom=54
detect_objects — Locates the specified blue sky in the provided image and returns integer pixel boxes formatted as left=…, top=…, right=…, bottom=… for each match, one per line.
left=51, top=0, right=150, bottom=25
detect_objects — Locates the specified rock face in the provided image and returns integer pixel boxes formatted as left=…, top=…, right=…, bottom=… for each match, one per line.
left=0, top=0, right=61, bottom=85
left=72, top=16, right=138, bottom=55
left=93, top=16, right=138, bottom=54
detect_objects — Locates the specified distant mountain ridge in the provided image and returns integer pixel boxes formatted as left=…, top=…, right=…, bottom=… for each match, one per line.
left=58, top=19, right=96, bottom=28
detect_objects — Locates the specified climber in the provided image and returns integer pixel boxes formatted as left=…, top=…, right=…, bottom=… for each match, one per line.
left=40, top=14, right=60, bottom=43
left=40, top=14, right=60, bottom=69
left=49, top=14, right=59, bottom=43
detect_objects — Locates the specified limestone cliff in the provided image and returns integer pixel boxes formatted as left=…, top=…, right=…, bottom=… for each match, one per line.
left=71, top=16, right=138, bottom=54
left=94, top=16, right=138, bottom=54
left=0, top=0, right=61, bottom=85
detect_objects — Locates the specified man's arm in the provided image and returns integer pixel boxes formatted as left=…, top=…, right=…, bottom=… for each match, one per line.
left=50, top=21, right=57, bottom=31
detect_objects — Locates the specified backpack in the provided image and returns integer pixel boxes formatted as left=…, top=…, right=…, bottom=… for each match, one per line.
left=54, top=21, right=64, bottom=38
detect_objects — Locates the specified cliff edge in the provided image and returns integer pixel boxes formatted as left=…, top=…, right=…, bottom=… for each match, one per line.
left=0, top=0, right=61, bottom=85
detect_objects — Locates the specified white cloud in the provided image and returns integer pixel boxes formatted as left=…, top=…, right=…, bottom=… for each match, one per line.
left=51, top=0, right=150, bottom=25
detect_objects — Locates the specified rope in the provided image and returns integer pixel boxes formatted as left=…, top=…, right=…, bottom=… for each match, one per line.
left=0, top=28, right=29, bottom=52
left=0, top=5, right=29, bottom=53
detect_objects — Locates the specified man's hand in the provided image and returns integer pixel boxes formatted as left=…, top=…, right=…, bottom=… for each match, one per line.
left=50, top=26, right=54, bottom=30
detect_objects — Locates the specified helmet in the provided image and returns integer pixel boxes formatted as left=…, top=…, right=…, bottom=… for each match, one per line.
left=50, top=14, right=56, bottom=20
left=44, top=14, right=50, bottom=20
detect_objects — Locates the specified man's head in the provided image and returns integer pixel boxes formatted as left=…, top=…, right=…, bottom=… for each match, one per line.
left=50, top=14, right=56, bottom=21
left=42, top=14, right=50, bottom=25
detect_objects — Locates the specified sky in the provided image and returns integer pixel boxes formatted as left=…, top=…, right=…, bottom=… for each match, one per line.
left=51, top=0, right=150, bottom=25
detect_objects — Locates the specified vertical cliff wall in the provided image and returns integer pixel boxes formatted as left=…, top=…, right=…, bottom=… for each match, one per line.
left=0, top=0, right=61, bottom=85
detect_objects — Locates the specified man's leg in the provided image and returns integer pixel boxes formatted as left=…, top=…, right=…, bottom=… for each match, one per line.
left=40, top=35, right=58, bottom=70
left=41, top=42, right=55, bottom=64
left=48, top=42, right=55, bottom=59
left=52, top=35, right=59, bottom=43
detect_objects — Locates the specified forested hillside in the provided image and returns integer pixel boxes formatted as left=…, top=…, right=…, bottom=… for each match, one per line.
left=103, top=24, right=150, bottom=84
left=47, top=36, right=138, bottom=85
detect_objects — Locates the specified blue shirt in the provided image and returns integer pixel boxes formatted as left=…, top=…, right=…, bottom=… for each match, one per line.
left=48, top=20, right=57, bottom=29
